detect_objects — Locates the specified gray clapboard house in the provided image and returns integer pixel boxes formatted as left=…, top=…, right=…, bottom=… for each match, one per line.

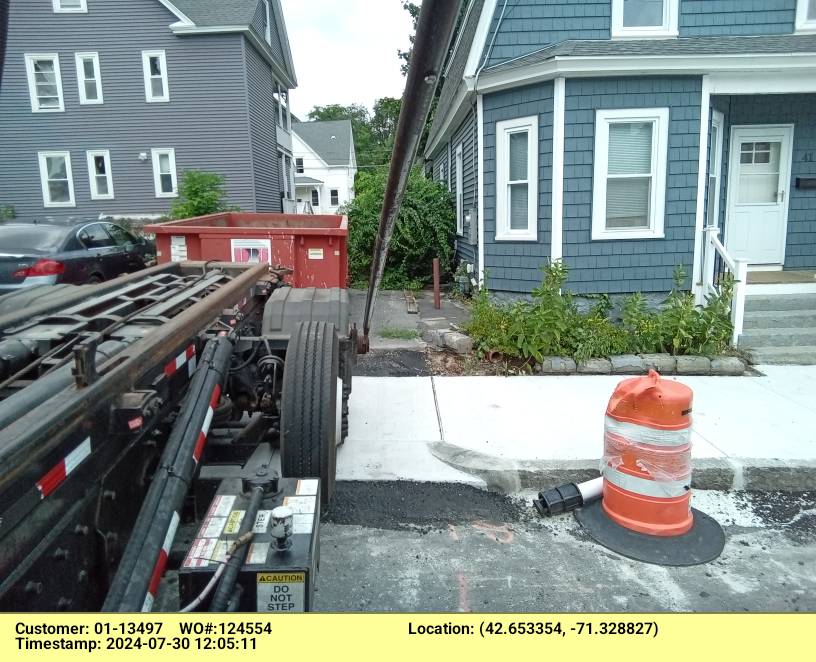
left=426, top=0, right=816, bottom=361
left=0, top=0, right=298, bottom=221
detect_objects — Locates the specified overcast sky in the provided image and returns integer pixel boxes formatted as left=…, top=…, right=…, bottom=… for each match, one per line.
left=280, top=0, right=417, bottom=118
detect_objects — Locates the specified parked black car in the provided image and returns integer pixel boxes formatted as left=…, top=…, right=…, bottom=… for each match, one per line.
left=0, top=220, right=155, bottom=293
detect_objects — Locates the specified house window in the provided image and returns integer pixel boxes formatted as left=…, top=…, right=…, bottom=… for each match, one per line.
left=455, top=144, right=464, bottom=235
left=495, top=116, right=538, bottom=241
left=142, top=50, right=169, bottom=102
left=796, top=0, right=816, bottom=32
left=264, top=0, right=272, bottom=44
left=592, top=108, right=669, bottom=240
left=24, top=54, right=64, bottom=112
left=53, top=0, right=87, bottom=12
left=311, top=189, right=319, bottom=207
left=75, top=52, right=102, bottom=104
left=611, top=0, right=679, bottom=38
left=87, top=150, right=114, bottom=200
left=706, top=111, right=724, bottom=228
left=330, top=189, right=339, bottom=206
left=38, top=151, right=75, bottom=207
left=296, top=157, right=304, bottom=174
left=151, top=148, right=177, bottom=197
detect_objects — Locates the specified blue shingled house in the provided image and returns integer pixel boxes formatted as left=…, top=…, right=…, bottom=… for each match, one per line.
left=426, top=0, right=816, bottom=361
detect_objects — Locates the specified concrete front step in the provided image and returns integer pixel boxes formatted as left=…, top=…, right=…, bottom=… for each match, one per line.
left=742, top=309, right=816, bottom=330
left=745, top=345, right=816, bottom=365
left=740, top=327, right=816, bottom=348
left=744, top=293, right=816, bottom=312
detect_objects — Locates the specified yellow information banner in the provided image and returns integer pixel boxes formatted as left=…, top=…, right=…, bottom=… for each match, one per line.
left=1, top=614, right=811, bottom=660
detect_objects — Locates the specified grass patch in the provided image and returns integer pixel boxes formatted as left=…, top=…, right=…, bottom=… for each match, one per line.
left=378, top=327, right=419, bottom=340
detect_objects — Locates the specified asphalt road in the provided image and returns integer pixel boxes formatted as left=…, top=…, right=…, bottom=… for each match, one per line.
left=314, top=482, right=815, bottom=612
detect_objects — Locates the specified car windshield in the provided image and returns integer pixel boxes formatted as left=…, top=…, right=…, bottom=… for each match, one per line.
left=0, top=225, right=67, bottom=254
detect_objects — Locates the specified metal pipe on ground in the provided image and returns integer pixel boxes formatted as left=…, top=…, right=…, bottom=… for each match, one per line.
left=360, top=0, right=461, bottom=349
left=103, top=335, right=234, bottom=612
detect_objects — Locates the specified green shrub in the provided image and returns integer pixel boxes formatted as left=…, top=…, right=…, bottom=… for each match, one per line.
left=343, top=167, right=455, bottom=289
left=170, top=170, right=234, bottom=220
left=0, top=205, right=15, bottom=221
left=465, top=262, right=734, bottom=362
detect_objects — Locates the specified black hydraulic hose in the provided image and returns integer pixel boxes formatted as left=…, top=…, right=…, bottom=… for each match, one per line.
left=209, top=485, right=264, bottom=612
left=361, top=0, right=461, bottom=341
left=102, top=335, right=234, bottom=612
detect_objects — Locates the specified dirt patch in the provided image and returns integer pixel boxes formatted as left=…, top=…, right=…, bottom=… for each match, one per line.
left=323, top=481, right=526, bottom=532
left=353, top=350, right=429, bottom=377
left=425, top=348, right=535, bottom=376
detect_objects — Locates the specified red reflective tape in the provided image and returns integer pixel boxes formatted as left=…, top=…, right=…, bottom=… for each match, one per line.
left=163, top=361, right=176, bottom=378
left=147, top=549, right=168, bottom=598
left=186, top=344, right=196, bottom=360
left=128, top=416, right=144, bottom=431
left=36, top=463, right=66, bottom=499
left=209, top=384, right=222, bottom=409
left=164, top=345, right=195, bottom=378
left=35, top=438, right=91, bottom=499
left=143, top=512, right=180, bottom=611
left=193, top=431, right=207, bottom=463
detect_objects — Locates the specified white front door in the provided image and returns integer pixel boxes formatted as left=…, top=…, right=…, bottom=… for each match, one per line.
left=725, top=124, right=794, bottom=266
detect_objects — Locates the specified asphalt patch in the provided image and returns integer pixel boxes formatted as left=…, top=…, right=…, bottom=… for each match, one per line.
left=353, top=350, right=429, bottom=377
left=323, top=481, right=525, bottom=531
left=743, top=491, right=816, bottom=543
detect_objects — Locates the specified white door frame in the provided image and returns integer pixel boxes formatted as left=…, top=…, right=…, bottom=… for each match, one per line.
left=724, top=123, right=794, bottom=268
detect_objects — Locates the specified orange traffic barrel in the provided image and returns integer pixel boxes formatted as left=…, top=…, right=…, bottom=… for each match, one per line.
left=602, top=369, right=692, bottom=536
left=574, top=370, right=725, bottom=566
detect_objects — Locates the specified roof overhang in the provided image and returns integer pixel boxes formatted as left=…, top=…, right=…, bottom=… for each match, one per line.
left=170, top=24, right=296, bottom=89
left=426, top=51, right=816, bottom=156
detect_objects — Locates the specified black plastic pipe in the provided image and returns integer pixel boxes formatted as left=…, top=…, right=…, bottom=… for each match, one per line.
left=103, top=335, right=233, bottom=612
left=209, top=485, right=264, bottom=612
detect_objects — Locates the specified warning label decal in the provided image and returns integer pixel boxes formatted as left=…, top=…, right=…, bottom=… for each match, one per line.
left=223, top=509, right=245, bottom=535
left=253, top=510, right=272, bottom=533
left=283, top=496, right=316, bottom=514
left=206, top=495, right=236, bottom=519
left=292, top=513, right=314, bottom=534
left=199, top=516, right=226, bottom=539
left=295, top=479, right=319, bottom=496
left=256, top=572, right=306, bottom=612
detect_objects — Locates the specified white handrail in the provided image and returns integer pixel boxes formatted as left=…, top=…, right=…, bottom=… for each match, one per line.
left=702, top=226, right=747, bottom=345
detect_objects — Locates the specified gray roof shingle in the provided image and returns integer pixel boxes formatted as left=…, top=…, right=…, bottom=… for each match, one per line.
left=170, top=0, right=260, bottom=27
left=293, top=120, right=354, bottom=167
left=486, top=34, right=816, bottom=72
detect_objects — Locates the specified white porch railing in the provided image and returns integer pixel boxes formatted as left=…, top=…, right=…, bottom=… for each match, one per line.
left=282, top=199, right=297, bottom=214
left=701, top=226, right=749, bottom=345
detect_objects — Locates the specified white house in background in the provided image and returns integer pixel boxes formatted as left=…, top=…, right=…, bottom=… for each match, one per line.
left=292, top=119, right=356, bottom=213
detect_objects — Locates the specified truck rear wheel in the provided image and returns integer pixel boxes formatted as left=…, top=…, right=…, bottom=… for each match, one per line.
left=280, top=321, right=339, bottom=505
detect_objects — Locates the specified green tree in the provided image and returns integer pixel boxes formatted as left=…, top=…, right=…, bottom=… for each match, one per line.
left=343, top=167, right=455, bottom=289
left=169, top=170, right=233, bottom=220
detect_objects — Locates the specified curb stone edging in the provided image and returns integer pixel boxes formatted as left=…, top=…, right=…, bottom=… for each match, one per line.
left=539, top=353, right=746, bottom=376
left=429, top=442, right=816, bottom=493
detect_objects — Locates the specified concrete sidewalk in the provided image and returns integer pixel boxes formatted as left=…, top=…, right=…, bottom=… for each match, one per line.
left=337, top=366, right=816, bottom=491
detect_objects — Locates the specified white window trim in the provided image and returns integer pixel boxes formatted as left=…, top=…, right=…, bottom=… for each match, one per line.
left=495, top=115, right=538, bottom=242
left=24, top=53, right=64, bottom=113
left=75, top=52, right=103, bottom=105
left=87, top=150, right=114, bottom=200
left=53, top=0, right=87, bottom=13
left=796, top=0, right=816, bottom=33
left=611, top=0, right=679, bottom=39
left=38, top=151, right=76, bottom=208
left=142, top=50, right=169, bottom=103
left=455, top=144, right=464, bottom=235
left=151, top=148, right=178, bottom=198
left=330, top=189, right=340, bottom=206
left=592, top=107, right=669, bottom=241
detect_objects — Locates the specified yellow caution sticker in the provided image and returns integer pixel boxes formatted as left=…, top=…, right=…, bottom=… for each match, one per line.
left=257, top=572, right=306, bottom=612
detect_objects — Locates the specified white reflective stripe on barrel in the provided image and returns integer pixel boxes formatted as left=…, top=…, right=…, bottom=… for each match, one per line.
left=605, top=416, right=691, bottom=447
left=604, top=466, right=690, bottom=499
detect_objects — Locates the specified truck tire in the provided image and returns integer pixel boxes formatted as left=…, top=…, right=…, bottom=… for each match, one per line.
left=280, top=321, right=339, bottom=505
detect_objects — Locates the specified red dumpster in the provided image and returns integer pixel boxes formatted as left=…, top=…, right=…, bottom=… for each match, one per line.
left=145, top=212, right=348, bottom=288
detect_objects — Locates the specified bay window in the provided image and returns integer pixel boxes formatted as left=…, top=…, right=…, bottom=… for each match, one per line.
left=495, top=116, right=538, bottom=241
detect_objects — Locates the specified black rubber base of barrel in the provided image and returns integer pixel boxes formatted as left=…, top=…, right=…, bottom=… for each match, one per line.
left=574, top=501, right=725, bottom=566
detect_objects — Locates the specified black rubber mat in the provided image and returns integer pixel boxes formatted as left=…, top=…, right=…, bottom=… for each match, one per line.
left=574, top=500, right=725, bottom=566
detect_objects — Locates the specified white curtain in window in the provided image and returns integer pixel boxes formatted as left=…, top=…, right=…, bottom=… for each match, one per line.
left=623, top=0, right=664, bottom=27
left=509, top=132, right=528, bottom=181
left=508, top=131, right=529, bottom=230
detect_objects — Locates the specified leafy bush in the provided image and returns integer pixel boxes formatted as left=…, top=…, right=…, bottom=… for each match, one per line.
left=465, top=262, right=734, bottom=362
left=343, top=167, right=455, bottom=289
left=170, top=170, right=234, bottom=220
left=0, top=205, right=15, bottom=221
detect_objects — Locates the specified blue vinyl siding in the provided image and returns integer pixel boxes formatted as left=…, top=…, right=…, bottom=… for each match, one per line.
left=483, top=82, right=554, bottom=293
left=680, top=0, right=797, bottom=37
left=481, top=1, right=798, bottom=68
left=450, top=109, right=479, bottom=268
left=714, top=94, right=816, bottom=270
left=562, top=76, right=702, bottom=294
